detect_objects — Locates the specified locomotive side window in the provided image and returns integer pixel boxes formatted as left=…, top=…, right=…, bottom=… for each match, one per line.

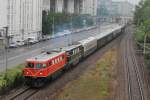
left=57, top=58, right=60, bottom=62
left=50, top=55, right=65, bottom=65
left=62, top=55, right=64, bottom=60
left=55, top=59, right=57, bottom=64
left=49, top=61, right=52, bottom=66
left=60, top=56, right=62, bottom=61
left=52, top=60, right=55, bottom=65
left=27, top=63, right=34, bottom=68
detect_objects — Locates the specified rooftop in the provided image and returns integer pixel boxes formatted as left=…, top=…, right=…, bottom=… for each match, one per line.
left=79, top=37, right=96, bottom=45
left=95, top=25, right=123, bottom=39
left=62, top=44, right=81, bottom=51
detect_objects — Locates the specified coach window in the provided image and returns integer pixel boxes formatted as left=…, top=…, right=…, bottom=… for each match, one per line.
left=70, top=51, right=73, bottom=55
left=75, top=49, right=77, bottom=54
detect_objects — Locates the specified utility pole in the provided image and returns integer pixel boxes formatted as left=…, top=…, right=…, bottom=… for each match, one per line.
left=70, top=15, right=73, bottom=45
left=52, top=16, right=55, bottom=37
left=22, top=2, right=25, bottom=41
left=68, top=15, right=73, bottom=46
left=3, top=26, right=9, bottom=77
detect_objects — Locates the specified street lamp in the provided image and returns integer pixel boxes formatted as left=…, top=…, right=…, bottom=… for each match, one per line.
left=68, top=14, right=73, bottom=46
left=3, top=26, right=9, bottom=77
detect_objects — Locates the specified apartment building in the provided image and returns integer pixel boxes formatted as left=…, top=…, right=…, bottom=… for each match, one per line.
left=7, top=0, right=43, bottom=43
left=0, top=0, right=8, bottom=47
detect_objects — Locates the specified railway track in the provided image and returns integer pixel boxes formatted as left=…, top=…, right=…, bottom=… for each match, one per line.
left=136, top=53, right=150, bottom=98
left=2, top=86, right=39, bottom=100
left=122, top=27, right=146, bottom=100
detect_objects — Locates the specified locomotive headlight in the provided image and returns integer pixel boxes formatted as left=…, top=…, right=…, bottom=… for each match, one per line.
left=26, top=72, right=29, bottom=74
left=40, top=72, right=43, bottom=75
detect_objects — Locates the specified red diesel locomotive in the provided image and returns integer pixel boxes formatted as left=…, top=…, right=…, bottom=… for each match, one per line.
left=23, top=49, right=67, bottom=87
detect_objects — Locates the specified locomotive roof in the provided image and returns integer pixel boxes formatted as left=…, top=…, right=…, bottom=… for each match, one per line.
left=27, top=49, right=65, bottom=62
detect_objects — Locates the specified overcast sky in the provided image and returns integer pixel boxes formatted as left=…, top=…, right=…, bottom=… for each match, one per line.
left=112, top=0, right=141, bottom=5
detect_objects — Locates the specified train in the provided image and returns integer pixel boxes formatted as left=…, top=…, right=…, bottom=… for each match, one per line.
left=23, top=25, right=126, bottom=87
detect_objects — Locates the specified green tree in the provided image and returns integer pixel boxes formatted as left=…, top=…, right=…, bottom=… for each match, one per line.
left=42, top=12, right=94, bottom=35
left=134, top=0, right=150, bottom=26
left=139, top=19, right=150, bottom=54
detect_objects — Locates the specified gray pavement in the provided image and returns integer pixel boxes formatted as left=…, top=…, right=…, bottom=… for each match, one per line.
left=0, top=23, right=119, bottom=72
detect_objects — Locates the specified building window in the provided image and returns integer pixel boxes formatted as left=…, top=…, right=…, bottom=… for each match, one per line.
left=0, top=31, right=3, bottom=37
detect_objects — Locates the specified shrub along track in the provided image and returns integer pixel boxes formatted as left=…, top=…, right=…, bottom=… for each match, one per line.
left=0, top=29, right=123, bottom=100
left=118, top=25, right=148, bottom=100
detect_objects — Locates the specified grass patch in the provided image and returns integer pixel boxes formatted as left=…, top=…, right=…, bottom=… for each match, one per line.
left=0, top=65, right=24, bottom=95
left=57, top=49, right=117, bottom=100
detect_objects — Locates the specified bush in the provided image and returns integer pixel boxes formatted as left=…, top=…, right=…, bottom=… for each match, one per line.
left=0, top=65, right=24, bottom=95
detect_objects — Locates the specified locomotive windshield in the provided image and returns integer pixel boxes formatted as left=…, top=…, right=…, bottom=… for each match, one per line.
left=26, top=62, right=34, bottom=68
left=36, top=63, right=47, bottom=68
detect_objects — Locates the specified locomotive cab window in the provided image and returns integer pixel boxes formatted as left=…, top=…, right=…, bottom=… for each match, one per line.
left=43, top=64, right=47, bottom=68
left=26, top=62, right=34, bottom=68
left=36, top=63, right=47, bottom=68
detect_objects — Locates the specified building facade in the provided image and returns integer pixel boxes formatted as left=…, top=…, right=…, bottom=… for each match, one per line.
left=114, top=1, right=134, bottom=17
left=7, top=0, right=43, bottom=42
left=98, top=0, right=134, bottom=23
left=82, top=0, right=97, bottom=16
left=0, top=0, right=8, bottom=48
left=43, top=0, right=97, bottom=16
left=0, top=0, right=8, bottom=33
